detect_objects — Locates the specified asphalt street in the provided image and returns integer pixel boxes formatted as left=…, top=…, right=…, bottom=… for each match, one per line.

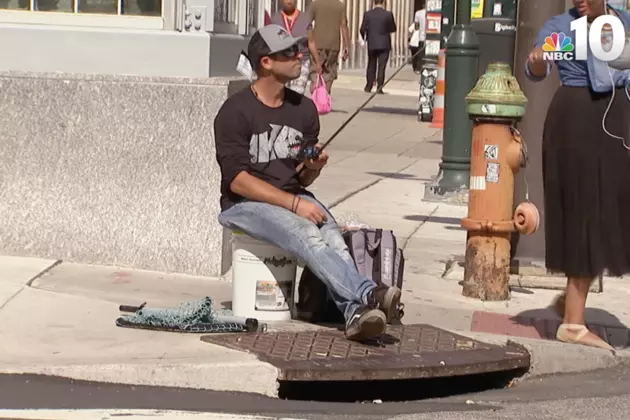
left=2, top=364, right=630, bottom=419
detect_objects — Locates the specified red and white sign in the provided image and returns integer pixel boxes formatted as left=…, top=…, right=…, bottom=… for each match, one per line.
left=426, top=12, right=442, bottom=35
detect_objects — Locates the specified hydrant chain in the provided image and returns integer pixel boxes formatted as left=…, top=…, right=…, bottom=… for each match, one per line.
left=510, top=125, right=529, bottom=168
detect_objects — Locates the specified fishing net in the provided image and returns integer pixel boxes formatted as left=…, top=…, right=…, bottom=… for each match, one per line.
left=115, top=297, right=259, bottom=333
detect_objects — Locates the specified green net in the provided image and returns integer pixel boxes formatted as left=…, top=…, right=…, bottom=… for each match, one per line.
left=115, top=297, right=254, bottom=333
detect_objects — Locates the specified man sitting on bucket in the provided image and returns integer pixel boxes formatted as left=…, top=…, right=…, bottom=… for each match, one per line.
left=214, top=24, right=401, bottom=341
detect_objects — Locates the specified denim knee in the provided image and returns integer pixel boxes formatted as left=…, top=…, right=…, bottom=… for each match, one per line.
left=325, top=230, right=349, bottom=255
left=301, top=224, right=328, bottom=251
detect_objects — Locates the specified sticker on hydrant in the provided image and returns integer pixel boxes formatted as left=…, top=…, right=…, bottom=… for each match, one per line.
left=486, top=162, right=500, bottom=183
left=470, top=176, right=486, bottom=190
left=481, top=104, right=497, bottom=114
left=484, top=144, right=498, bottom=160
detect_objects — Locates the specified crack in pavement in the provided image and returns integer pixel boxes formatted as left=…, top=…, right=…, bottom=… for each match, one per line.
left=400, top=205, right=440, bottom=252
left=328, top=159, right=420, bottom=210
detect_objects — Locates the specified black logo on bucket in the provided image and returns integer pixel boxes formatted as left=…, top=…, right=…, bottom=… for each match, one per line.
left=263, top=256, right=296, bottom=267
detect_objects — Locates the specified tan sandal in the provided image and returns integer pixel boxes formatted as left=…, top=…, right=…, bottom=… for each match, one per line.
left=556, top=323, right=615, bottom=351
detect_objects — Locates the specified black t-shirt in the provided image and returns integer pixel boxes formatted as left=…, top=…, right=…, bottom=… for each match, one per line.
left=214, top=86, right=320, bottom=211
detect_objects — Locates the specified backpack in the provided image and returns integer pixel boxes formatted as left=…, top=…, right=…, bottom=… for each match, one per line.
left=296, top=228, right=405, bottom=324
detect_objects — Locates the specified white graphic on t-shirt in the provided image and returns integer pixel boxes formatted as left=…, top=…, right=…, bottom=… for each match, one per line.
left=249, top=123, right=305, bottom=164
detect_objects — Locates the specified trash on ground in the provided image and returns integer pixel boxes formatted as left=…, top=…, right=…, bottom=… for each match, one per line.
left=335, top=212, right=372, bottom=231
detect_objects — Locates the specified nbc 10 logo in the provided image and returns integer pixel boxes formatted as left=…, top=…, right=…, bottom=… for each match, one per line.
left=542, top=14, right=626, bottom=62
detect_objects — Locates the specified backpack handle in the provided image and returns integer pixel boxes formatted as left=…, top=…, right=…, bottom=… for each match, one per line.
left=366, top=228, right=382, bottom=256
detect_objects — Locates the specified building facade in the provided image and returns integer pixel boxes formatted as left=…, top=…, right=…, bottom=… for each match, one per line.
left=0, top=0, right=256, bottom=78
left=261, top=0, right=415, bottom=71
left=0, top=0, right=415, bottom=78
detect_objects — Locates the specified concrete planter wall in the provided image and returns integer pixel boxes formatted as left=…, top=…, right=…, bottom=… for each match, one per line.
left=0, top=71, right=247, bottom=277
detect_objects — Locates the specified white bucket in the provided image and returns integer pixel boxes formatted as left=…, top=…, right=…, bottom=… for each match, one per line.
left=231, top=231, right=298, bottom=321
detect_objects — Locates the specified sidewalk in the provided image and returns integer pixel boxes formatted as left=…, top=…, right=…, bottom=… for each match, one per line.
left=2, top=88, right=629, bottom=399
left=334, top=65, right=420, bottom=97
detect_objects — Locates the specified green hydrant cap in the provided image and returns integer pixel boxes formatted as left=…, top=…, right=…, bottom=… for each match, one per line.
left=465, top=62, right=528, bottom=119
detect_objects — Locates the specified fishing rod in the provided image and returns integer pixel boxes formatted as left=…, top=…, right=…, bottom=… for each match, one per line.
left=298, top=45, right=427, bottom=166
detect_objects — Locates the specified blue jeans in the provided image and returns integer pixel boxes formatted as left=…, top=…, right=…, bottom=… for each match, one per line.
left=218, top=194, right=376, bottom=322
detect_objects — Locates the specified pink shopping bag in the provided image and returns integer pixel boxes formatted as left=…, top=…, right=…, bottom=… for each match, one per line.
left=311, top=75, right=332, bottom=115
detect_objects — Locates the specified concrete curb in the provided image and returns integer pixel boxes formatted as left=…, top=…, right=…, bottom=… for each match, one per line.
left=4, top=308, right=628, bottom=397
left=0, top=361, right=280, bottom=397
left=410, top=299, right=630, bottom=380
left=5, top=258, right=627, bottom=396
left=460, top=331, right=630, bottom=379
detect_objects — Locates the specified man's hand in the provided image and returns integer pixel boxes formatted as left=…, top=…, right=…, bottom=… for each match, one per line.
left=304, top=144, right=329, bottom=171
left=342, top=48, right=349, bottom=61
left=295, top=199, right=327, bottom=225
left=314, top=61, right=323, bottom=74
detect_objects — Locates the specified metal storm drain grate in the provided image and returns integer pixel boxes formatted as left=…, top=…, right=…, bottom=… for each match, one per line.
left=201, top=324, right=530, bottom=381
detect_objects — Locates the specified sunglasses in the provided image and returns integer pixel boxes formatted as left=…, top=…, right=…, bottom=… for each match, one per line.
left=270, top=44, right=301, bottom=59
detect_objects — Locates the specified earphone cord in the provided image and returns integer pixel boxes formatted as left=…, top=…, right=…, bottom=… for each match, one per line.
left=602, top=63, right=630, bottom=148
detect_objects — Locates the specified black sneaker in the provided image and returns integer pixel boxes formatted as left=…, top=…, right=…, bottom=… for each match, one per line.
left=368, top=285, right=402, bottom=323
left=364, top=86, right=372, bottom=93
left=344, top=307, right=386, bottom=341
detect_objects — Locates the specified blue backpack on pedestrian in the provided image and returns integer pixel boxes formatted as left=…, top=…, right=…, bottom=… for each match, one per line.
left=296, top=228, right=405, bottom=323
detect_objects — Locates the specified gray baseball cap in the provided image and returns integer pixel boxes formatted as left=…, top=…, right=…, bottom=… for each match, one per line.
left=247, top=24, right=306, bottom=70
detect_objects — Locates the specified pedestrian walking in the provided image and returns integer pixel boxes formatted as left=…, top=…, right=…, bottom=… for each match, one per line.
left=414, top=6, right=426, bottom=28
left=409, top=6, right=426, bottom=73
left=270, top=0, right=322, bottom=95
left=214, top=25, right=402, bottom=342
left=408, top=22, right=422, bottom=73
left=525, top=0, right=630, bottom=350
left=359, top=0, right=397, bottom=94
left=307, top=0, right=350, bottom=94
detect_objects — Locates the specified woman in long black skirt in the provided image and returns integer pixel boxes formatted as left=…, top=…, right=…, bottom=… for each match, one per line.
left=526, top=0, right=630, bottom=350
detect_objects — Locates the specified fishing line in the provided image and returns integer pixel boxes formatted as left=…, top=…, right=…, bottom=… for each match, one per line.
left=298, top=45, right=428, bottom=171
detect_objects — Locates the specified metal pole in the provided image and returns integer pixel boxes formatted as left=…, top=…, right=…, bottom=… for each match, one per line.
left=424, top=0, right=480, bottom=202
left=456, top=0, right=470, bottom=24
left=510, top=0, right=566, bottom=269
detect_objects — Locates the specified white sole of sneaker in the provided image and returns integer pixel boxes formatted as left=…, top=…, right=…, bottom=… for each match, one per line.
left=383, top=287, right=402, bottom=323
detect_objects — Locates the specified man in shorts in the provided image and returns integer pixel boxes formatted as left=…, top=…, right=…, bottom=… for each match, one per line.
left=213, top=25, right=401, bottom=341
left=307, top=0, right=350, bottom=93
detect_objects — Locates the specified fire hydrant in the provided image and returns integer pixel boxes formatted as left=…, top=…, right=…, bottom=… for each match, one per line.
left=460, top=62, right=540, bottom=301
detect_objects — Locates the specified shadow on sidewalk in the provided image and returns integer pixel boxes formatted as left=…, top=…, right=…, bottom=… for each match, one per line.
left=404, top=215, right=461, bottom=225
left=472, top=307, right=630, bottom=349
left=365, top=171, right=432, bottom=181
left=517, top=307, right=629, bottom=348
left=362, top=106, right=417, bottom=116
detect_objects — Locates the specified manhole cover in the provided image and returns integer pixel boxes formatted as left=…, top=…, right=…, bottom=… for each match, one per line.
left=201, top=324, right=530, bottom=381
